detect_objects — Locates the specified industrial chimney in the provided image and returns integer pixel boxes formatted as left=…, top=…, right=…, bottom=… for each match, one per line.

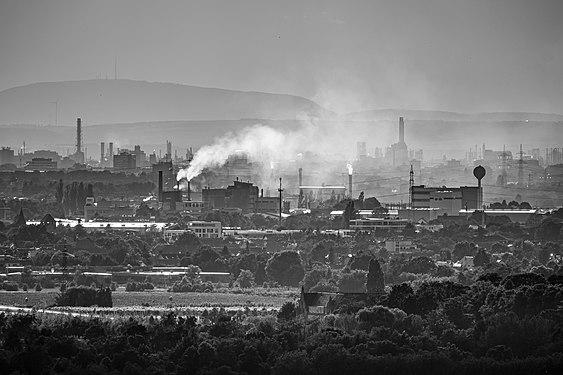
left=298, top=167, right=303, bottom=187
left=399, top=117, right=405, bottom=144
left=109, top=142, right=114, bottom=167
left=349, top=174, right=353, bottom=199
left=187, top=180, right=191, bottom=201
left=76, top=118, right=82, bottom=153
left=158, top=171, right=163, bottom=202
left=100, top=142, right=105, bottom=164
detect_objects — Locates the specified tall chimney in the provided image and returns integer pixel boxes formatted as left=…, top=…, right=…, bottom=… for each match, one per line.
left=349, top=174, right=353, bottom=199
left=187, top=180, right=191, bottom=201
left=76, top=118, right=82, bottom=153
left=158, top=171, right=163, bottom=202
left=298, top=167, right=303, bottom=187
left=100, top=142, right=105, bottom=164
left=399, top=117, right=405, bottom=143
left=109, top=142, right=114, bottom=167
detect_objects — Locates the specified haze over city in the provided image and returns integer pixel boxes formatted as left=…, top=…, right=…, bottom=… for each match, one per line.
left=1, top=0, right=563, bottom=114
left=1, top=2, right=563, bottom=374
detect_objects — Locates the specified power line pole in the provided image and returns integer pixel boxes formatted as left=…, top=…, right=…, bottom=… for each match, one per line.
left=278, top=177, right=283, bottom=226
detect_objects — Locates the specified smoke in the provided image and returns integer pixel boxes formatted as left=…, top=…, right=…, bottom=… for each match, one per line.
left=177, top=111, right=373, bottom=187
left=178, top=124, right=286, bottom=182
left=346, top=162, right=353, bottom=175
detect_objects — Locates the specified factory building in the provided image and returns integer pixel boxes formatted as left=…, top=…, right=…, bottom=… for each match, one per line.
left=409, top=185, right=481, bottom=216
left=202, top=180, right=281, bottom=214
left=113, top=151, right=136, bottom=170
left=0, top=147, right=14, bottom=165
left=24, top=158, right=57, bottom=171
left=84, top=197, right=136, bottom=221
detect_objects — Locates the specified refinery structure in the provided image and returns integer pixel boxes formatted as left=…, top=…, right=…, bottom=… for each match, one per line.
left=0, top=115, right=560, bottom=230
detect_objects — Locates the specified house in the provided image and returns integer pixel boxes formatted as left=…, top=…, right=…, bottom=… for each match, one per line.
left=454, top=256, right=474, bottom=269
left=299, top=287, right=369, bottom=319
left=40, top=214, right=57, bottom=233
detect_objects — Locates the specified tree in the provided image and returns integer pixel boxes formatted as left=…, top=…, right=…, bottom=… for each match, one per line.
left=453, top=241, right=477, bottom=261
left=401, top=256, right=436, bottom=274
left=302, top=264, right=332, bottom=291
left=366, top=259, right=385, bottom=294
left=348, top=252, right=372, bottom=271
left=265, top=250, right=305, bottom=287
left=473, top=249, right=491, bottom=267
left=175, top=231, right=201, bottom=252
left=236, top=269, right=255, bottom=288
left=55, top=179, right=64, bottom=204
left=342, top=200, right=355, bottom=229
left=536, top=218, right=561, bottom=241
left=337, top=270, right=367, bottom=293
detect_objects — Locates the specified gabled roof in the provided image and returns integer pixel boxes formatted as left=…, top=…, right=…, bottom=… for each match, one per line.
left=14, top=208, right=26, bottom=226
left=41, top=213, right=56, bottom=225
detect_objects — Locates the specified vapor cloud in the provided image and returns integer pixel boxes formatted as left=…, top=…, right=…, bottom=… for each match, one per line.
left=176, top=112, right=375, bottom=184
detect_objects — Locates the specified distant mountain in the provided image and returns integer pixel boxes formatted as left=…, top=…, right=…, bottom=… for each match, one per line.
left=343, top=109, right=563, bottom=122
left=0, top=79, right=334, bottom=125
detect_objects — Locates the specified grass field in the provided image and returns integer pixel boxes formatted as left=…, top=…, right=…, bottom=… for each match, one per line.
left=0, top=287, right=296, bottom=310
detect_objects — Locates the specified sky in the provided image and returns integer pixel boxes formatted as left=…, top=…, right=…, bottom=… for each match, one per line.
left=0, top=0, right=562, bottom=114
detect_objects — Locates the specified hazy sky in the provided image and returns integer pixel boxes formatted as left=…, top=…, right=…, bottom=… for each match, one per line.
left=1, top=0, right=562, bottom=114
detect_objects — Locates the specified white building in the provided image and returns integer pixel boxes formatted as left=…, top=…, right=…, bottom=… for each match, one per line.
left=163, top=221, right=222, bottom=242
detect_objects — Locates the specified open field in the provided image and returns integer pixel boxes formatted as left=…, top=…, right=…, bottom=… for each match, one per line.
left=0, top=287, right=296, bottom=310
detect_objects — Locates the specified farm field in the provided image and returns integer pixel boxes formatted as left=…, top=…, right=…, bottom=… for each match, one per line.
left=0, top=287, right=296, bottom=310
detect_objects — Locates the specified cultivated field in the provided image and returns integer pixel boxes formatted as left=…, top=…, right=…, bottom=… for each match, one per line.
left=0, top=287, right=296, bottom=311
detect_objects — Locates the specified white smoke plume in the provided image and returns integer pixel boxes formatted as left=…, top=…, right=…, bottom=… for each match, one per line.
left=346, top=162, right=353, bottom=175
left=176, top=108, right=392, bottom=187
left=176, top=118, right=332, bottom=181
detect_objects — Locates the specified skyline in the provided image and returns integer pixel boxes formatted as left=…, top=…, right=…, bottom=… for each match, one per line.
left=1, top=0, right=562, bottom=114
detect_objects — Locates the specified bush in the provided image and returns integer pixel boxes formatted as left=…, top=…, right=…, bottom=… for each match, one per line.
left=55, top=286, right=112, bottom=307
left=169, top=276, right=214, bottom=293
left=236, top=269, right=255, bottom=288
left=3, top=281, right=19, bottom=291
left=38, top=276, right=56, bottom=289
left=126, top=281, right=155, bottom=292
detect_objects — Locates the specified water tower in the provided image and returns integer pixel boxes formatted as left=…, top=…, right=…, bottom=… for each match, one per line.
left=473, top=165, right=486, bottom=208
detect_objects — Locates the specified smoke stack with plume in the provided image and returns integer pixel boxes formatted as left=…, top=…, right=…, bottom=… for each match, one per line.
left=175, top=109, right=389, bottom=186
left=347, top=163, right=353, bottom=199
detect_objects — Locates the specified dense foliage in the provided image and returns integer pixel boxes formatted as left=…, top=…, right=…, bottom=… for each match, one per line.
left=1, top=273, right=562, bottom=374
left=54, top=286, right=113, bottom=307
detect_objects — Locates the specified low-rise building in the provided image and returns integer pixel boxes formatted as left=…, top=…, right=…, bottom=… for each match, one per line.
left=84, top=197, right=136, bottom=221
left=350, top=217, right=409, bottom=232
left=163, top=221, right=222, bottom=242
left=385, top=239, right=417, bottom=253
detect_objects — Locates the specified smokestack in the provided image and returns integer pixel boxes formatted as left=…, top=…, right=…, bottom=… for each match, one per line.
left=158, top=171, right=163, bottom=202
left=109, top=142, right=114, bottom=167
left=349, top=174, right=353, bottom=199
left=298, top=168, right=303, bottom=187
left=187, top=180, right=191, bottom=201
left=100, top=142, right=105, bottom=163
left=76, top=118, right=82, bottom=153
left=261, top=188, right=264, bottom=198
left=399, top=117, right=405, bottom=143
